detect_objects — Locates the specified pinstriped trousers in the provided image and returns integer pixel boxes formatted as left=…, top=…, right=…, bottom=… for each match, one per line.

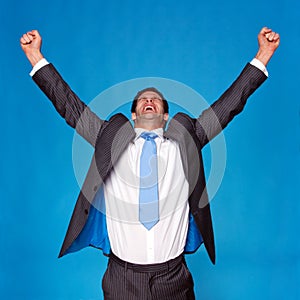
left=102, top=254, right=195, bottom=300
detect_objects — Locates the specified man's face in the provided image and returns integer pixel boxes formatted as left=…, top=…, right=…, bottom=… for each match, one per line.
left=131, top=91, right=169, bottom=127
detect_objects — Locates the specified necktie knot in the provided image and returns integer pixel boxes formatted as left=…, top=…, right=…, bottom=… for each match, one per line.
left=140, top=132, right=158, bottom=141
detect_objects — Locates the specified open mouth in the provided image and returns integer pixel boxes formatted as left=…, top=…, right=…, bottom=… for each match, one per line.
left=143, top=105, right=155, bottom=113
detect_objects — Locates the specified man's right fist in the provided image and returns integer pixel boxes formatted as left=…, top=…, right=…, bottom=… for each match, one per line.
left=20, top=30, right=42, bottom=52
left=20, top=30, right=44, bottom=67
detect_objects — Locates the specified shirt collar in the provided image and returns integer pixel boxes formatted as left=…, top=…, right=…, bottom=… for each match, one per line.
left=134, top=127, right=164, bottom=141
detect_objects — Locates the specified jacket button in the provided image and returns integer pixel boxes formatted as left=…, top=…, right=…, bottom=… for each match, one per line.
left=84, top=209, right=89, bottom=215
left=93, top=185, right=98, bottom=191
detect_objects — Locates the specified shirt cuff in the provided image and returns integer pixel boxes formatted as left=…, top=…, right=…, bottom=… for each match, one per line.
left=29, top=58, right=49, bottom=77
left=250, top=58, right=268, bottom=77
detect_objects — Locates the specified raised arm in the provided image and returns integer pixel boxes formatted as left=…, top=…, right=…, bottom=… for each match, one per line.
left=20, top=30, right=104, bottom=147
left=195, top=27, right=280, bottom=147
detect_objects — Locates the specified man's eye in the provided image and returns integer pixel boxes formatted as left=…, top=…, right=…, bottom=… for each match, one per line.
left=137, top=97, right=162, bottom=102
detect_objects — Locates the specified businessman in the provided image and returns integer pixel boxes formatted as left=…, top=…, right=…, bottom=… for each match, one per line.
left=20, top=27, right=279, bottom=299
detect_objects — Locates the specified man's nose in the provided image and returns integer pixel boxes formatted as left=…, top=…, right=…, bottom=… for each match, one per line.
left=146, top=98, right=153, bottom=103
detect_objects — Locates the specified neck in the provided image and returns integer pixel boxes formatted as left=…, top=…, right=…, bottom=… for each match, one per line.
left=134, top=124, right=163, bottom=131
left=133, top=115, right=165, bottom=131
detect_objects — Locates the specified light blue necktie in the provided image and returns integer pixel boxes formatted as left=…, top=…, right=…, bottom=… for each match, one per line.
left=139, top=132, right=159, bottom=230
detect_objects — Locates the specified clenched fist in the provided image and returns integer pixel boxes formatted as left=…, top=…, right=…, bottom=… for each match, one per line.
left=255, top=27, right=280, bottom=66
left=20, top=30, right=44, bottom=66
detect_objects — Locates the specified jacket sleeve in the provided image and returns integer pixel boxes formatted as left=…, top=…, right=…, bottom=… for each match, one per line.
left=32, top=63, right=104, bottom=147
left=195, top=63, right=267, bottom=147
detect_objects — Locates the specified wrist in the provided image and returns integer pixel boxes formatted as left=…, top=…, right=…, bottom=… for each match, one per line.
left=255, top=49, right=273, bottom=67
left=26, top=50, right=44, bottom=67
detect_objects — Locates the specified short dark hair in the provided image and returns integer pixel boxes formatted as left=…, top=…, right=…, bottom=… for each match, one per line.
left=131, top=87, right=169, bottom=113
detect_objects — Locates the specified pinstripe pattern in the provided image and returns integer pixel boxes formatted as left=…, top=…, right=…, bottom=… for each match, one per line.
left=32, top=63, right=104, bottom=147
left=58, top=114, right=135, bottom=257
left=196, top=63, right=267, bottom=147
left=165, top=63, right=267, bottom=263
left=102, top=255, right=195, bottom=300
left=32, top=62, right=267, bottom=266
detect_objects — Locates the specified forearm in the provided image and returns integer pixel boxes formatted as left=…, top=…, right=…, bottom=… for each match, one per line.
left=32, top=63, right=103, bottom=147
left=20, top=29, right=103, bottom=145
left=196, top=63, right=267, bottom=146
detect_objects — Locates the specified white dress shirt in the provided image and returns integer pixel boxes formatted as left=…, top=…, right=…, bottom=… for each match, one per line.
left=104, top=128, right=189, bottom=264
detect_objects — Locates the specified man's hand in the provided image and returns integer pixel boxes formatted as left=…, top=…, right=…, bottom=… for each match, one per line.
left=255, top=27, right=280, bottom=66
left=20, top=30, right=44, bottom=67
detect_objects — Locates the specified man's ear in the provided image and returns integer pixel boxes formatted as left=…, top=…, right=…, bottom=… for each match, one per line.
left=131, top=112, right=137, bottom=121
left=163, top=113, right=169, bottom=121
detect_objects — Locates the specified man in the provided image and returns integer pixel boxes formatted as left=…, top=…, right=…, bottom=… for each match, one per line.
left=20, top=27, right=279, bottom=299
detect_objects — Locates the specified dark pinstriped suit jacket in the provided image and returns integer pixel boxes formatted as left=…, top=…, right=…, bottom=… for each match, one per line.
left=32, top=63, right=267, bottom=264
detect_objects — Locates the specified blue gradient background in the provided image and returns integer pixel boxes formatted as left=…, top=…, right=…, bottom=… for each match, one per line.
left=1, top=0, right=299, bottom=299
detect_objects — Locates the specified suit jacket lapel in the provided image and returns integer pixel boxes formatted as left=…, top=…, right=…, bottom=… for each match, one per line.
left=165, top=113, right=201, bottom=197
left=165, top=113, right=215, bottom=264
left=95, top=113, right=135, bottom=183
